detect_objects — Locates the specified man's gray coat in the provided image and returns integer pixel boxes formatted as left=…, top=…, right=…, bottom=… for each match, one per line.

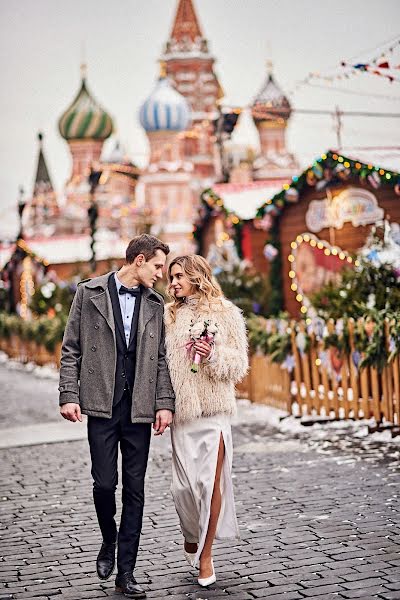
left=58, top=272, right=175, bottom=422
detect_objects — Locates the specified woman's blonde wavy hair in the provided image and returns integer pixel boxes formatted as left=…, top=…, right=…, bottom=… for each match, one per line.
left=167, top=255, right=224, bottom=322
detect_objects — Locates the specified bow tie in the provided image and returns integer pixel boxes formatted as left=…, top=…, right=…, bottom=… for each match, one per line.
left=119, top=285, right=140, bottom=297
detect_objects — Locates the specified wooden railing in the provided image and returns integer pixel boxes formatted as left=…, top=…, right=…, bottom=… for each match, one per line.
left=236, top=355, right=292, bottom=412
left=2, top=320, right=400, bottom=428
left=238, top=318, right=400, bottom=428
left=0, top=336, right=61, bottom=368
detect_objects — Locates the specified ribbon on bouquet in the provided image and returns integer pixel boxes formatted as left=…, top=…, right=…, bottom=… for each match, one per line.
left=185, top=333, right=214, bottom=372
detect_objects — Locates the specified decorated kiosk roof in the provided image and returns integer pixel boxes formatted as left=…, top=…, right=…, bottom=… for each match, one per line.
left=255, top=150, right=400, bottom=220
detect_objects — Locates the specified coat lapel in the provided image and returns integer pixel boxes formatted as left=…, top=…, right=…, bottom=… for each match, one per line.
left=108, top=274, right=126, bottom=346
left=90, top=289, right=115, bottom=334
left=137, top=289, right=161, bottom=349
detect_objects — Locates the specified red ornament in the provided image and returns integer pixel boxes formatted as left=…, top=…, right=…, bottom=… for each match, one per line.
left=329, top=347, right=343, bottom=375
left=306, top=170, right=317, bottom=186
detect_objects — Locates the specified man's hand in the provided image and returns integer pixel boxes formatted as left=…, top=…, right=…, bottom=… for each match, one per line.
left=153, top=409, right=173, bottom=436
left=60, top=403, right=82, bottom=422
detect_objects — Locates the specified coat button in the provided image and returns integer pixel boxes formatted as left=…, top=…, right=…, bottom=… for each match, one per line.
left=149, top=377, right=154, bottom=383
left=149, top=332, right=154, bottom=338
left=150, top=355, right=155, bottom=360
left=94, top=324, right=99, bottom=330
left=88, top=368, right=94, bottom=374
left=122, top=372, right=126, bottom=378
left=91, top=345, right=97, bottom=351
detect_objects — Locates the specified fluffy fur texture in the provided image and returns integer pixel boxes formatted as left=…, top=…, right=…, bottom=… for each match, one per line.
left=164, top=298, right=248, bottom=424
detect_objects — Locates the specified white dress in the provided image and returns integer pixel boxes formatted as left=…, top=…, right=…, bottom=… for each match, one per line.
left=171, top=414, right=240, bottom=567
left=165, top=296, right=247, bottom=566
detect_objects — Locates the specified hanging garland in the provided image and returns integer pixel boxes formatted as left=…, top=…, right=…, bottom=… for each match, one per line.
left=255, top=150, right=400, bottom=222
left=194, top=188, right=243, bottom=258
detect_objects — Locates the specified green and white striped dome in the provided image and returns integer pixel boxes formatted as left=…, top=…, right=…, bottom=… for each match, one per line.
left=58, top=73, right=113, bottom=141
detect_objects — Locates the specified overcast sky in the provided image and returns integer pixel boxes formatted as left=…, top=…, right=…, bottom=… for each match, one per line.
left=1, top=0, right=399, bottom=237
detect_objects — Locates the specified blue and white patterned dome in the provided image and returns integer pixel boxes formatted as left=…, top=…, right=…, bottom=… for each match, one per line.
left=139, top=77, right=191, bottom=133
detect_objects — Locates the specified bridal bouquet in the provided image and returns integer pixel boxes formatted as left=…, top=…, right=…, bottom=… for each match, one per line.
left=187, top=319, right=218, bottom=373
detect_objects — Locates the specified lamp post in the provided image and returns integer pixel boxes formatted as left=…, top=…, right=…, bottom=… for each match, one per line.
left=213, top=104, right=240, bottom=183
left=17, top=186, right=26, bottom=240
left=88, top=167, right=102, bottom=273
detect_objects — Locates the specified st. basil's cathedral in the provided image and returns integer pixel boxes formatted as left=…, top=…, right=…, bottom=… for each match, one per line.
left=19, top=0, right=298, bottom=277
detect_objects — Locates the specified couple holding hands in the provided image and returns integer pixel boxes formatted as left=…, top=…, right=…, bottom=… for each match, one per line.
left=59, top=234, right=248, bottom=598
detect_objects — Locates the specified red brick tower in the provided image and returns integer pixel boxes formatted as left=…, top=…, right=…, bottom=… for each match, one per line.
left=161, top=0, right=221, bottom=180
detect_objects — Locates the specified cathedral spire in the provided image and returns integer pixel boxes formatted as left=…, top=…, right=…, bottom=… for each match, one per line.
left=33, top=132, right=54, bottom=196
left=170, top=0, right=203, bottom=42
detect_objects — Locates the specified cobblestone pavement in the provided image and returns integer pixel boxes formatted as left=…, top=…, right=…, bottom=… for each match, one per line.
left=0, top=417, right=399, bottom=600
left=0, top=361, right=400, bottom=600
left=0, top=362, right=58, bottom=429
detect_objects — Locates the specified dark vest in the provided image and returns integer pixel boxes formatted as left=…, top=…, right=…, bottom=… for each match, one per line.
left=108, top=274, right=142, bottom=406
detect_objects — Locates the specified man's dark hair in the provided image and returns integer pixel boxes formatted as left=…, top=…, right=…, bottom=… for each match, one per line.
left=125, top=234, right=170, bottom=264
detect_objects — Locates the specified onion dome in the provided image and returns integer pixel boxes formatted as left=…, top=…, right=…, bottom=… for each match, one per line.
left=58, top=65, right=113, bottom=141
left=139, top=72, right=191, bottom=133
left=252, top=61, right=292, bottom=123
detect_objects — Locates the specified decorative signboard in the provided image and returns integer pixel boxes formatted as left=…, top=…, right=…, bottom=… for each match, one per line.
left=288, top=233, right=356, bottom=313
left=305, top=187, right=384, bottom=233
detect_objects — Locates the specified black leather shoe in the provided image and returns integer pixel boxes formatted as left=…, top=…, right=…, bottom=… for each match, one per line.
left=96, top=541, right=116, bottom=580
left=115, top=572, right=146, bottom=599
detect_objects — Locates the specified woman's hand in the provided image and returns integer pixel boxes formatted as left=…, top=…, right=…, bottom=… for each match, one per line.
left=193, top=340, right=212, bottom=358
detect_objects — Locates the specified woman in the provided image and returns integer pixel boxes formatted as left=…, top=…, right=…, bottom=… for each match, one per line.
left=164, top=255, right=248, bottom=587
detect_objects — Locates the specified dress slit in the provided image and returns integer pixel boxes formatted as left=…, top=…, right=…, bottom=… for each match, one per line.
left=171, top=414, right=240, bottom=568
left=194, top=430, right=226, bottom=567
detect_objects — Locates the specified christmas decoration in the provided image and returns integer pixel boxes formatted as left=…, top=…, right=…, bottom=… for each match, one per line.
left=288, top=233, right=356, bottom=316
left=194, top=188, right=242, bottom=258
left=263, top=243, right=278, bottom=261
left=310, top=224, right=400, bottom=321
left=216, top=264, right=271, bottom=318
left=256, top=151, right=400, bottom=221
left=253, top=213, right=272, bottom=231
left=285, top=187, right=299, bottom=203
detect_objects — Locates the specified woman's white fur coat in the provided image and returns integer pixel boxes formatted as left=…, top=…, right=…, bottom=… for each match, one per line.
left=164, top=298, right=248, bottom=424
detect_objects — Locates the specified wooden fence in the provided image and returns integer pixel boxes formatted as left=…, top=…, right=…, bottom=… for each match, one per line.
left=1, top=321, right=400, bottom=428
left=0, top=336, right=61, bottom=368
left=236, top=355, right=291, bottom=413
left=238, top=319, right=400, bottom=428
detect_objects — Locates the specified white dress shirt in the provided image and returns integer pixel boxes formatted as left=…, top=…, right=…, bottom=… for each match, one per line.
left=114, top=273, right=139, bottom=345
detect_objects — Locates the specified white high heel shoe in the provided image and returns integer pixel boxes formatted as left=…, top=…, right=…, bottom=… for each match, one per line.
left=198, top=559, right=216, bottom=587
left=183, top=549, right=196, bottom=567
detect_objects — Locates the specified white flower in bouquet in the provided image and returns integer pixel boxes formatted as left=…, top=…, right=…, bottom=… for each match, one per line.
left=190, top=321, right=206, bottom=338
left=187, top=319, right=218, bottom=373
left=207, top=322, right=218, bottom=335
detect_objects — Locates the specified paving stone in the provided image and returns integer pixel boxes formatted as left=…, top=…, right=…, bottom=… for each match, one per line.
left=340, top=585, right=389, bottom=598
left=1, top=367, right=399, bottom=599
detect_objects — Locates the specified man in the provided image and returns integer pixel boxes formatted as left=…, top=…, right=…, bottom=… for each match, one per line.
left=59, top=234, right=175, bottom=599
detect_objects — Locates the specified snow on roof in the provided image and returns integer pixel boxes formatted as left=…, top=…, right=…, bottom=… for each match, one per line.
left=336, top=147, right=400, bottom=173
left=25, top=233, right=127, bottom=265
left=212, top=179, right=289, bottom=220
left=0, top=244, right=15, bottom=270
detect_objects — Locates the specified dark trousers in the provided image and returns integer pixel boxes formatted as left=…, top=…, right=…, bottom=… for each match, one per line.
left=87, top=391, right=151, bottom=574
